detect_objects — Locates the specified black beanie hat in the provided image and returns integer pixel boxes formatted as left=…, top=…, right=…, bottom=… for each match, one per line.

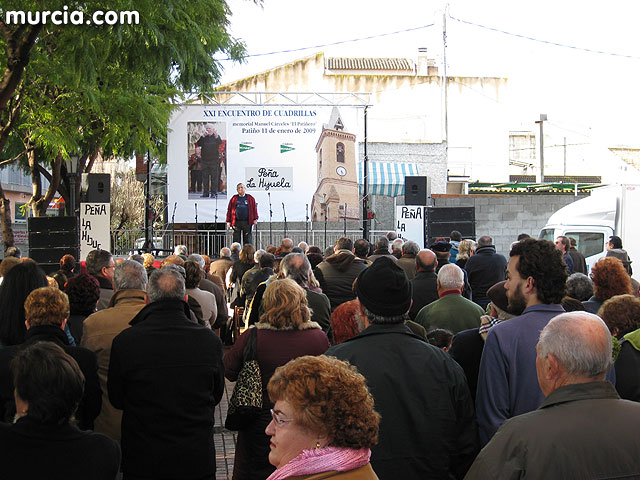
left=355, top=257, right=412, bottom=316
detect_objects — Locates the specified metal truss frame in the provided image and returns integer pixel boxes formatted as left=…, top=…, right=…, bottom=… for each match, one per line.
left=180, top=91, right=371, bottom=107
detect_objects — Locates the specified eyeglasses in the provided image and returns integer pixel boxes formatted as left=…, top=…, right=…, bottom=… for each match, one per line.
left=270, top=409, right=295, bottom=426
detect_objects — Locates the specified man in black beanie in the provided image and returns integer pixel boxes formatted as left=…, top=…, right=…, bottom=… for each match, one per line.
left=325, top=257, right=478, bottom=480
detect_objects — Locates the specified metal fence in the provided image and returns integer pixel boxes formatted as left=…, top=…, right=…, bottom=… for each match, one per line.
left=112, top=228, right=388, bottom=257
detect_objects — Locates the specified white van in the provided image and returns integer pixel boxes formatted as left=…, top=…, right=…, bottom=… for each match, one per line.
left=539, top=184, right=640, bottom=277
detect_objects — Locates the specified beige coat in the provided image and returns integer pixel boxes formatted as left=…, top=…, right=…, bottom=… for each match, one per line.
left=80, top=289, right=147, bottom=441
left=289, top=464, right=378, bottom=479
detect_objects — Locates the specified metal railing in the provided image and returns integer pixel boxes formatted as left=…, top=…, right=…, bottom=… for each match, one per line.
left=112, top=228, right=388, bottom=257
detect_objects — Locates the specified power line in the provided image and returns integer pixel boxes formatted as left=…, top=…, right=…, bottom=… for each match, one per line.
left=449, top=15, right=640, bottom=60
left=218, top=24, right=436, bottom=61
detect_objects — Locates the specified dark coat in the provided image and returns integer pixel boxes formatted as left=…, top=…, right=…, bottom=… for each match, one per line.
left=0, top=325, right=101, bottom=430
left=464, top=245, right=507, bottom=306
left=568, top=247, right=587, bottom=274
left=108, top=299, right=224, bottom=479
left=326, top=323, right=479, bottom=480
left=615, top=336, right=640, bottom=402
left=448, top=327, right=485, bottom=400
left=314, top=251, right=368, bottom=311
left=409, top=270, right=439, bottom=319
left=582, top=295, right=603, bottom=314
left=240, top=267, right=273, bottom=313
left=465, top=382, right=640, bottom=479
left=0, top=416, right=120, bottom=480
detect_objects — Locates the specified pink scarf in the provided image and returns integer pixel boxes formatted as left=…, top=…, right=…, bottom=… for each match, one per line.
left=267, top=446, right=371, bottom=480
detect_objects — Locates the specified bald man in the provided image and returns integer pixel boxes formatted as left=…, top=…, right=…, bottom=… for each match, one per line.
left=409, top=249, right=439, bottom=319
left=465, top=312, right=640, bottom=479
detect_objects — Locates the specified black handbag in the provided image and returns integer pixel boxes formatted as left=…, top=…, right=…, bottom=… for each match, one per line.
left=224, top=327, right=263, bottom=430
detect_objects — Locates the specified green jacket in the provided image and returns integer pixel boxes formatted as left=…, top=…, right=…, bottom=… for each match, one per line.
left=415, top=291, right=484, bottom=334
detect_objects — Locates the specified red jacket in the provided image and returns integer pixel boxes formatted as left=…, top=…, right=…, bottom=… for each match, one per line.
left=226, top=194, right=258, bottom=226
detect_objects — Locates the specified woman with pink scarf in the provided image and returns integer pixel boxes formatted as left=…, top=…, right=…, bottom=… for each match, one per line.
left=265, top=355, right=380, bottom=480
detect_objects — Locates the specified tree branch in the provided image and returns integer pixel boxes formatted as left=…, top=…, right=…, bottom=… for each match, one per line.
left=0, top=24, right=42, bottom=112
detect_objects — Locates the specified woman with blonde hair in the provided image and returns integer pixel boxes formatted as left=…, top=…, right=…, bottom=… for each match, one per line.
left=224, top=278, right=330, bottom=480
left=455, top=239, right=476, bottom=269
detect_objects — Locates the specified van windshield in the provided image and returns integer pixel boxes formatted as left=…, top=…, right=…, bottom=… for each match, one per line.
left=539, top=229, right=554, bottom=242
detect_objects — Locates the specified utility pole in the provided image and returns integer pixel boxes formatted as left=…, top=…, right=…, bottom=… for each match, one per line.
left=563, top=136, right=567, bottom=177
left=535, top=114, right=547, bottom=183
left=443, top=8, right=449, bottom=157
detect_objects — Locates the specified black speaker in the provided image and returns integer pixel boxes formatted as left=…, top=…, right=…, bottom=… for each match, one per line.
left=405, top=176, right=427, bottom=206
left=28, top=216, right=79, bottom=274
left=84, top=174, right=111, bottom=203
left=426, top=207, right=475, bottom=246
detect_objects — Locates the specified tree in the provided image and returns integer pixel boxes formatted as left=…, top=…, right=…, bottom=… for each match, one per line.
left=0, top=0, right=248, bottom=249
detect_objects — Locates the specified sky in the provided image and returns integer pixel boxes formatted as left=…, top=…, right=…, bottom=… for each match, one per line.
left=217, top=0, right=640, bottom=149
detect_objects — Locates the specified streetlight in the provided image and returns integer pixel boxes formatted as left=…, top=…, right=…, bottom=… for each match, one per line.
left=64, top=154, right=78, bottom=216
left=535, top=114, right=547, bottom=183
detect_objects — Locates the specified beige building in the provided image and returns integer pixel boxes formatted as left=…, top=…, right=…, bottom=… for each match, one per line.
left=219, top=51, right=510, bottom=192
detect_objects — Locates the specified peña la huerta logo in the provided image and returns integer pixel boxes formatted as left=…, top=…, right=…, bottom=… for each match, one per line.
left=280, top=143, right=295, bottom=153
left=239, top=143, right=254, bottom=152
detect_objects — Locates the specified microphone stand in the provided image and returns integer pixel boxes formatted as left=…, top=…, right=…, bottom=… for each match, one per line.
left=343, top=202, right=347, bottom=236
left=282, top=202, right=288, bottom=239
left=305, top=204, right=309, bottom=244
left=195, top=203, right=199, bottom=253
left=268, top=192, right=273, bottom=246
left=171, top=202, right=177, bottom=253
left=254, top=204, right=259, bottom=249
left=214, top=192, right=218, bottom=256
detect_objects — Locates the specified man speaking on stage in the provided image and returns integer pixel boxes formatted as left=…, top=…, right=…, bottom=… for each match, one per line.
left=226, top=183, right=258, bottom=245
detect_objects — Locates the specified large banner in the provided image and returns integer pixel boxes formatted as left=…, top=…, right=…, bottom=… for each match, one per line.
left=167, top=105, right=364, bottom=223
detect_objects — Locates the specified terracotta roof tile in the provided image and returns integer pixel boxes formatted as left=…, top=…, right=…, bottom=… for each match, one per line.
left=326, top=57, right=412, bottom=71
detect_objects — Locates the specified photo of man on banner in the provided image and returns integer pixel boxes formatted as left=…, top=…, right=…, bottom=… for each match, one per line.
left=187, top=122, right=227, bottom=199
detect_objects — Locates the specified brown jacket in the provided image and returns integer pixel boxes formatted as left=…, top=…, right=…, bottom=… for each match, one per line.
left=80, top=289, right=147, bottom=441
left=289, top=464, right=378, bottom=479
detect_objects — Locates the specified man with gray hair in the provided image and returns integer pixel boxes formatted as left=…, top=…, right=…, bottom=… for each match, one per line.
left=229, top=242, right=241, bottom=262
left=81, top=260, right=148, bottom=441
left=566, top=272, right=593, bottom=301
left=391, top=237, right=404, bottom=259
left=210, top=247, right=234, bottom=285
left=108, top=268, right=224, bottom=479
left=415, top=263, right=484, bottom=334
left=327, top=257, right=478, bottom=479
left=368, top=236, right=397, bottom=263
left=465, top=312, right=640, bottom=479
left=174, top=244, right=188, bottom=257
left=396, top=240, right=419, bottom=279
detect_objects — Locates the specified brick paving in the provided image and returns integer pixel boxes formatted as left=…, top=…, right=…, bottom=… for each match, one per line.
left=215, top=369, right=237, bottom=479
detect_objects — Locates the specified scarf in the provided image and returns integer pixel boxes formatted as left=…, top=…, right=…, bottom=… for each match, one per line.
left=266, top=446, right=371, bottom=480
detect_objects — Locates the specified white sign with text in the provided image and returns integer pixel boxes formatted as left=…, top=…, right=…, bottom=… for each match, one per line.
left=395, top=206, right=425, bottom=248
left=80, top=202, right=111, bottom=260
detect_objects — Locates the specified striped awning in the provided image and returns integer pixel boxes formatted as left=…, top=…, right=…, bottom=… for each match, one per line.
left=358, top=161, right=418, bottom=196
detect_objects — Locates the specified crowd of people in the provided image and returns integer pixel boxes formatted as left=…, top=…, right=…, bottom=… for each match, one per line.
left=0, top=230, right=639, bottom=479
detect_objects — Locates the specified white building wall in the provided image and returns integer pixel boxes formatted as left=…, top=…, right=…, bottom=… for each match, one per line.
left=221, top=53, right=510, bottom=184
